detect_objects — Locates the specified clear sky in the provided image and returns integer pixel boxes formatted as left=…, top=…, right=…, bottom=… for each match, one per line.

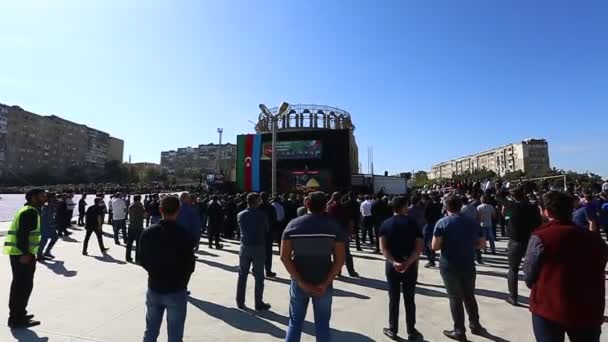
left=1, top=1, right=607, bottom=177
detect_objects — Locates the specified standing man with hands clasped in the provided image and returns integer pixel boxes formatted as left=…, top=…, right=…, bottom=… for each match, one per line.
left=280, top=191, right=346, bottom=342
left=432, top=194, right=487, bottom=342
left=4, top=188, right=46, bottom=329
left=379, top=196, right=424, bottom=341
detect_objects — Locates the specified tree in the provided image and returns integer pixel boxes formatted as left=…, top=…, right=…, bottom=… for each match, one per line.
left=413, top=170, right=429, bottom=187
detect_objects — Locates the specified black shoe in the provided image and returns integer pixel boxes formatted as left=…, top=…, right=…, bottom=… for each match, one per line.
left=348, top=272, right=360, bottom=278
left=470, top=324, right=487, bottom=336
left=82, top=251, right=88, bottom=256
left=505, top=297, right=519, bottom=306
left=356, top=248, right=363, bottom=252
left=126, top=258, right=133, bottom=263
left=236, top=303, right=246, bottom=310
left=44, top=253, right=56, bottom=259
left=382, top=328, right=398, bottom=340
left=424, top=262, right=435, bottom=269
left=216, top=244, right=224, bottom=250
left=115, top=241, right=120, bottom=245
left=255, top=303, right=271, bottom=311
left=374, top=250, right=381, bottom=254
left=102, top=248, right=110, bottom=253
left=266, top=272, right=277, bottom=278
left=408, top=329, right=424, bottom=341
left=8, top=319, right=41, bottom=329
left=443, top=330, right=467, bottom=341
left=25, top=314, right=34, bottom=320
left=64, top=231, right=73, bottom=236
left=476, top=259, right=484, bottom=265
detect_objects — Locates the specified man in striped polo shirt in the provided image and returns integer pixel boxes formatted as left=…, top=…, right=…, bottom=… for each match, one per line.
left=280, top=191, right=346, bottom=342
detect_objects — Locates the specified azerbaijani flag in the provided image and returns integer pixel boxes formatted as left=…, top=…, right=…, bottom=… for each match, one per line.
left=237, top=134, right=262, bottom=191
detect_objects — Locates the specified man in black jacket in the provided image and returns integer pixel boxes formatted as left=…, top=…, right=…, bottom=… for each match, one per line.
left=206, top=195, right=224, bottom=249
left=504, top=187, right=542, bottom=306
left=139, top=196, right=195, bottom=342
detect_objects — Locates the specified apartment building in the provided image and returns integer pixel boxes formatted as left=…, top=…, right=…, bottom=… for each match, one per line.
left=161, top=143, right=236, bottom=176
left=0, top=102, right=123, bottom=180
left=430, top=139, right=550, bottom=179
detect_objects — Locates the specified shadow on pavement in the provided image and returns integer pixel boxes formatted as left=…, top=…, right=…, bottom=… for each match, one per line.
left=259, top=309, right=375, bottom=342
left=196, top=258, right=239, bottom=272
left=39, top=260, right=78, bottom=277
left=476, top=269, right=524, bottom=281
left=337, top=276, right=387, bottom=291
left=195, top=249, right=219, bottom=258
left=266, top=277, right=371, bottom=300
left=92, top=253, right=127, bottom=265
left=60, top=235, right=79, bottom=243
left=10, top=328, right=49, bottom=341
left=188, top=297, right=285, bottom=338
left=417, top=282, right=529, bottom=305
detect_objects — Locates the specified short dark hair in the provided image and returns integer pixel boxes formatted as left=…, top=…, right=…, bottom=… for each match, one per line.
left=445, top=194, right=463, bottom=213
left=160, top=196, right=180, bottom=216
left=134, top=195, right=142, bottom=201
left=306, top=191, right=327, bottom=213
left=542, top=191, right=573, bottom=221
left=247, top=192, right=260, bottom=206
left=260, top=192, right=269, bottom=202
left=391, top=196, right=409, bottom=212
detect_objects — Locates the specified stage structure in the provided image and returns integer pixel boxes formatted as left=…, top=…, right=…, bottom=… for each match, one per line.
left=237, top=104, right=359, bottom=193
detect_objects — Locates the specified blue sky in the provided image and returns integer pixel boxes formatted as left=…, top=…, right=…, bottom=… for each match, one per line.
left=1, top=1, right=607, bottom=177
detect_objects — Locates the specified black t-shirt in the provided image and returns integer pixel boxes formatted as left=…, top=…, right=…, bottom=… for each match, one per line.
left=379, top=215, right=423, bottom=262
left=85, top=205, right=103, bottom=230
left=507, top=200, right=542, bottom=243
left=149, top=201, right=161, bottom=217
left=139, top=220, right=195, bottom=293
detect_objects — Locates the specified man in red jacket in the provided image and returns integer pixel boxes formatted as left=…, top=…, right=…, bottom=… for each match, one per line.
left=524, top=190, right=608, bottom=342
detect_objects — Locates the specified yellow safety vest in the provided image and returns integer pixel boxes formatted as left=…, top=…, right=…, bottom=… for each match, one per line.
left=3, top=205, right=41, bottom=255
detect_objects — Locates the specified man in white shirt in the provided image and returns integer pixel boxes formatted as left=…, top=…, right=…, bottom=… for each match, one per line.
left=360, top=195, right=375, bottom=245
left=111, top=193, right=128, bottom=245
left=602, top=181, right=608, bottom=193
left=477, top=195, right=496, bottom=254
left=271, top=196, right=286, bottom=252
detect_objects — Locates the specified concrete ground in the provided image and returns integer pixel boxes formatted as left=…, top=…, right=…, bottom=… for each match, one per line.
left=0, top=221, right=606, bottom=342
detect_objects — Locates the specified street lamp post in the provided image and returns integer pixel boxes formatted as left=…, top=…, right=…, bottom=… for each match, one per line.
left=259, top=102, right=290, bottom=195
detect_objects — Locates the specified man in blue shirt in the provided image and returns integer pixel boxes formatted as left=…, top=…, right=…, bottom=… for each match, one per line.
left=572, top=192, right=598, bottom=232
left=432, top=194, right=487, bottom=342
left=177, top=193, right=202, bottom=251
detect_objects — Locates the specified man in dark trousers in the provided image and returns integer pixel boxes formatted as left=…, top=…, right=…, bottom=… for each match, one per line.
left=432, top=194, right=487, bottom=341
left=83, top=198, right=109, bottom=256
left=126, top=195, right=146, bottom=262
left=327, top=192, right=359, bottom=277
left=423, top=192, right=443, bottom=268
left=78, top=194, right=87, bottom=226
left=372, top=196, right=392, bottom=253
left=524, top=191, right=608, bottom=342
left=258, top=192, right=277, bottom=277
left=236, top=193, right=271, bottom=311
left=343, top=192, right=362, bottom=251
left=4, top=189, right=45, bottom=328
left=379, top=196, right=424, bottom=341
left=504, top=187, right=542, bottom=306
left=139, top=196, right=195, bottom=342
left=206, top=195, right=224, bottom=249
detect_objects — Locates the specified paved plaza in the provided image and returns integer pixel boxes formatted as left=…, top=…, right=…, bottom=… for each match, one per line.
left=0, top=222, right=606, bottom=342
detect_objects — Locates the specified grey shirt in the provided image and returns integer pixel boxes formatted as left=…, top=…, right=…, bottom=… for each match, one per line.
left=237, top=208, right=268, bottom=247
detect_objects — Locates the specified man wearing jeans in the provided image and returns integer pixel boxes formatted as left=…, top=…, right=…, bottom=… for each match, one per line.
left=138, top=196, right=195, bottom=342
left=476, top=195, right=496, bottom=254
left=236, top=193, right=271, bottom=311
left=432, top=194, right=487, bottom=342
left=280, top=192, right=346, bottom=342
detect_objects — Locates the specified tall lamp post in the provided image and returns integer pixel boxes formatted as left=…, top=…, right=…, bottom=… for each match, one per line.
left=259, top=102, right=290, bottom=195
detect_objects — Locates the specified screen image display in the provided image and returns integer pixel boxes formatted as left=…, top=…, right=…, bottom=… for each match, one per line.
left=261, top=140, right=322, bottom=160
left=283, top=170, right=330, bottom=192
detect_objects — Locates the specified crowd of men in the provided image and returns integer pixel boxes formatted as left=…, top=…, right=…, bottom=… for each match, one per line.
left=4, top=180, right=608, bottom=342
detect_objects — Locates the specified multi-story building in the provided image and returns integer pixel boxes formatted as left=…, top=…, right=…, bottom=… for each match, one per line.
left=430, top=138, right=550, bottom=179
left=0, top=102, right=123, bottom=180
left=160, top=143, right=236, bottom=177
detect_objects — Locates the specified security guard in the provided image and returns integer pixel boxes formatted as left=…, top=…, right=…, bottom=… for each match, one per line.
left=4, top=188, right=45, bottom=329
